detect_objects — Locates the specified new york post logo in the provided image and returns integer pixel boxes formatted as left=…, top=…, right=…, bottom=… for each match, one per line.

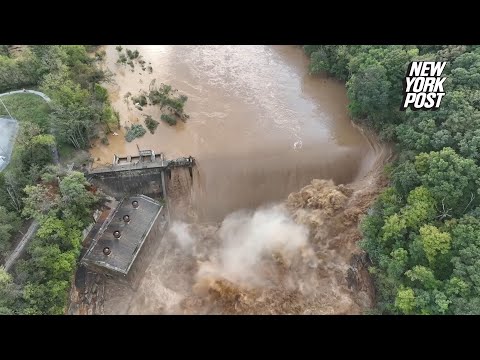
left=401, top=61, right=446, bottom=111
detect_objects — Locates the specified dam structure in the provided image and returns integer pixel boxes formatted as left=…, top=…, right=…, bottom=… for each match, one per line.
left=87, top=149, right=194, bottom=199
left=80, top=149, right=195, bottom=287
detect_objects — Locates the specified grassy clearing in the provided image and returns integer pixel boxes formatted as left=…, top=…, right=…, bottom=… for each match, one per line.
left=0, top=92, right=90, bottom=168
left=0, top=94, right=51, bottom=130
left=0, top=93, right=52, bottom=172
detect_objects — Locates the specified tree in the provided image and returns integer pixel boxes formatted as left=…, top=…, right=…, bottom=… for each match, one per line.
left=360, top=187, right=404, bottom=262
left=395, top=286, right=416, bottom=314
left=381, top=213, right=407, bottom=244
left=418, top=225, right=451, bottom=265
left=29, top=45, right=68, bottom=79
left=0, top=50, right=38, bottom=92
left=17, top=123, right=42, bottom=146
left=391, top=161, right=421, bottom=197
left=450, top=50, right=480, bottom=89
left=0, top=169, right=26, bottom=212
left=46, top=79, right=107, bottom=149
left=19, top=134, right=55, bottom=170
left=0, top=206, right=21, bottom=256
left=61, top=45, right=90, bottom=67
left=414, top=148, right=480, bottom=216
left=401, top=186, right=436, bottom=230
left=0, top=267, right=18, bottom=314
left=26, top=244, right=77, bottom=280
left=22, top=280, right=70, bottom=315
left=36, top=217, right=82, bottom=252
left=22, top=184, right=59, bottom=220
left=396, top=116, right=439, bottom=154
left=435, top=45, right=468, bottom=62
left=405, top=266, right=439, bottom=290
left=347, top=64, right=392, bottom=122
left=386, top=248, right=409, bottom=279
left=308, top=45, right=351, bottom=80
left=59, top=172, right=97, bottom=226
left=450, top=216, right=480, bottom=296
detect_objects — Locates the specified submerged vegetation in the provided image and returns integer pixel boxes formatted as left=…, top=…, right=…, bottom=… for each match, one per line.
left=116, top=46, right=150, bottom=73
left=132, top=93, right=148, bottom=107
left=147, top=83, right=189, bottom=117
left=144, top=115, right=159, bottom=134
left=161, top=114, right=176, bottom=126
left=305, top=45, right=480, bottom=314
left=125, top=124, right=147, bottom=142
left=130, top=81, right=189, bottom=127
left=126, top=49, right=139, bottom=60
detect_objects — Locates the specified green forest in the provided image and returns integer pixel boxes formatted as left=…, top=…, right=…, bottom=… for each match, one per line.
left=0, top=45, right=110, bottom=314
left=305, top=45, right=480, bottom=314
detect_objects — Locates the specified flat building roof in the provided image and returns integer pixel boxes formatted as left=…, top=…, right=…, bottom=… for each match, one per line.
left=81, top=195, right=164, bottom=275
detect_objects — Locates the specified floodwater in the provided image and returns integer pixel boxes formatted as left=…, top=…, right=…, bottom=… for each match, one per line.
left=91, top=45, right=375, bottom=222
left=87, top=46, right=388, bottom=314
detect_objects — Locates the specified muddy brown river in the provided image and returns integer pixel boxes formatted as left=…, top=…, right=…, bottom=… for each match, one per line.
left=91, top=45, right=376, bottom=222
left=82, top=45, right=387, bottom=314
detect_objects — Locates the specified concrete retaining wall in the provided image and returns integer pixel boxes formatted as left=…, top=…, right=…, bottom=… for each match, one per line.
left=89, top=168, right=164, bottom=199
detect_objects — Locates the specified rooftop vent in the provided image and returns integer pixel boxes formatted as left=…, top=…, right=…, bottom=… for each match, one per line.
left=123, top=214, right=131, bottom=223
left=113, top=230, right=121, bottom=239
left=132, top=200, right=139, bottom=209
left=103, top=247, right=111, bottom=256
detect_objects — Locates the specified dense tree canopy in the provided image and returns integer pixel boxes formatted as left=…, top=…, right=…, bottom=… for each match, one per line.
left=15, top=169, right=97, bottom=314
left=0, top=45, right=106, bottom=314
left=0, top=207, right=21, bottom=257
left=306, top=44, right=480, bottom=314
left=0, top=267, right=18, bottom=314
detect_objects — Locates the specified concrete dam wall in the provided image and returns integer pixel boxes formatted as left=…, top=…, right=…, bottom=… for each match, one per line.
left=88, top=167, right=164, bottom=199
left=87, top=155, right=194, bottom=200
